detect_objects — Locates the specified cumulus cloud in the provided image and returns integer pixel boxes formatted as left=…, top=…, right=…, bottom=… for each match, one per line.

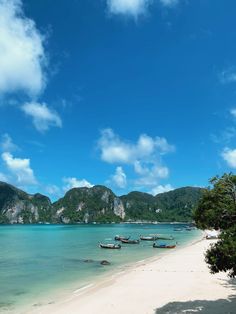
left=63, top=177, right=94, bottom=192
left=221, top=148, right=236, bottom=168
left=111, top=166, right=127, bottom=188
left=0, top=133, right=19, bottom=152
left=134, top=161, right=169, bottom=186
left=219, top=68, right=236, bottom=84
left=107, top=0, right=151, bottom=17
left=2, top=152, right=37, bottom=185
left=134, top=161, right=168, bottom=178
left=21, top=102, right=62, bottom=132
left=159, top=0, right=178, bottom=7
left=106, top=0, right=180, bottom=17
left=150, top=184, right=174, bottom=195
left=98, top=128, right=174, bottom=189
left=98, top=128, right=174, bottom=164
left=0, top=0, right=46, bottom=96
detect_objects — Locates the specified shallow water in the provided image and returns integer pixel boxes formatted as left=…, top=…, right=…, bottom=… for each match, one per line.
left=0, top=223, right=201, bottom=312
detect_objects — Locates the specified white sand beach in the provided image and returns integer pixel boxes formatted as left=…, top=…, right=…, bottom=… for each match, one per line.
left=29, top=238, right=236, bottom=314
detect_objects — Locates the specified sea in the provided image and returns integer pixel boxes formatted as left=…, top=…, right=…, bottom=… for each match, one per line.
left=0, top=223, right=201, bottom=313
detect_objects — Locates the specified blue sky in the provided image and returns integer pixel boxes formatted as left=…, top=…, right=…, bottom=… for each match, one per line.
left=1, top=0, right=236, bottom=200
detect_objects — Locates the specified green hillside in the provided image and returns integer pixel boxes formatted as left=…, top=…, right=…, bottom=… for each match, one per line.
left=0, top=181, right=204, bottom=224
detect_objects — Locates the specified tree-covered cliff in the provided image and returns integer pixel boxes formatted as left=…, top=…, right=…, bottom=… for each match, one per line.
left=53, top=185, right=125, bottom=223
left=121, top=187, right=203, bottom=222
left=0, top=181, right=52, bottom=224
left=0, top=181, right=204, bottom=224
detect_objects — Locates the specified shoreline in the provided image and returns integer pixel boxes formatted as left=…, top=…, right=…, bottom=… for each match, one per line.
left=25, top=233, right=236, bottom=314
left=13, top=233, right=201, bottom=314
left=20, top=235, right=201, bottom=313
left=19, top=232, right=208, bottom=314
left=1, top=224, right=201, bottom=314
left=0, top=221, right=194, bottom=226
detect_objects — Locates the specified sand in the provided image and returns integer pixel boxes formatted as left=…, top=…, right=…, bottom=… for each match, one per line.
left=29, top=238, right=236, bottom=314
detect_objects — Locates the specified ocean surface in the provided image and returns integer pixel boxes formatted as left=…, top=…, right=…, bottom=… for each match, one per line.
left=0, top=223, right=201, bottom=313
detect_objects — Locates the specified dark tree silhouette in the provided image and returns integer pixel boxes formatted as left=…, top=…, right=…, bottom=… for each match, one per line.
left=195, top=173, right=236, bottom=277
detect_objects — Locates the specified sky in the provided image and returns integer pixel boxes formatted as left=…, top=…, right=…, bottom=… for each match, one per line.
left=1, top=0, right=236, bottom=200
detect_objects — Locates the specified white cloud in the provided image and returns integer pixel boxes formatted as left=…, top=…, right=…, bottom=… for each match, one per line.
left=134, top=161, right=169, bottom=186
left=221, top=148, right=236, bottom=168
left=134, top=161, right=169, bottom=178
left=21, top=102, right=62, bottom=132
left=159, top=0, right=178, bottom=7
left=63, top=177, right=94, bottom=192
left=150, top=184, right=174, bottom=195
left=111, top=166, right=127, bottom=188
left=2, top=152, right=37, bottom=185
left=230, top=108, right=236, bottom=118
left=219, top=68, right=236, bottom=84
left=106, top=0, right=180, bottom=17
left=98, top=128, right=174, bottom=164
left=107, top=0, right=151, bottom=17
left=0, top=133, right=19, bottom=152
left=98, top=128, right=174, bottom=189
left=0, top=0, right=46, bottom=96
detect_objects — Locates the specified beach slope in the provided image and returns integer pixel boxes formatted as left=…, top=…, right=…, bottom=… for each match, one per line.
left=30, top=239, right=236, bottom=314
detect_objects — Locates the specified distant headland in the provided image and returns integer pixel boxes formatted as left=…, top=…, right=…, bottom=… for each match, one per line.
left=0, top=181, right=204, bottom=224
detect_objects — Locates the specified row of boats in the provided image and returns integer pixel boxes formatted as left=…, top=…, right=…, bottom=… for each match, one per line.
left=99, top=234, right=176, bottom=250
left=173, top=226, right=195, bottom=231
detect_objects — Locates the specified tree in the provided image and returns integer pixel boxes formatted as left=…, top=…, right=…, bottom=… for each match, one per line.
left=194, top=173, right=236, bottom=277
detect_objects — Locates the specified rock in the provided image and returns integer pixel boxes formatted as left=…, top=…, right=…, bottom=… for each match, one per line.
left=113, top=197, right=125, bottom=219
left=100, top=260, right=110, bottom=266
left=61, top=216, right=70, bottom=224
left=83, top=259, right=94, bottom=263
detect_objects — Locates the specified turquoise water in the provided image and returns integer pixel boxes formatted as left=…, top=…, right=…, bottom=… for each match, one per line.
left=0, top=224, right=201, bottom=313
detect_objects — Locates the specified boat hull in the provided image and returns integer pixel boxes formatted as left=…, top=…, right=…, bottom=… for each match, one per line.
left=100, top=243, right=121, bottom=249
left=120, top=239, right=140, bottom=244
left=140, top=237, right=157, bottom=241
left=153, top=244, right=176, bottom=249
left=114, top=236, right=130, bottom=241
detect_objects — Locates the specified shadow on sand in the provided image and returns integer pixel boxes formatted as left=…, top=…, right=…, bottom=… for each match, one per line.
left=155, top=279, right=236, bottom=314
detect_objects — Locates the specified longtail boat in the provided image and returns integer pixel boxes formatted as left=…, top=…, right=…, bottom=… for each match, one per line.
left=140, top=235, right=158, bottom=241
left=156, top=236, right=174, bottom=240
left=173, top=228, right=183, bottom=231
left=120, top=239, right=140, bottom=244
left=185, top=227, right=192, bottom=231
left=114, top=235, right=130, bottom=241
left=99, top=243, right=121, bottom=249
left=153, top=243, right=176, bottom=249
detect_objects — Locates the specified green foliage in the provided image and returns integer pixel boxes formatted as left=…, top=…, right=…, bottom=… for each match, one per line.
left=122, top=187, right=203, bottom=222
left=94, top=213, right=121, bottom=223
left=53, top=186, right=120, bottom=223
left=205, top=226, right=236, bottom=277
left=20, top=209, right=35, bottom=224
left=0, top=214, right=9, bottom=224
left=121, top=191, right=157, bottom=221
left=0, top=181, right=204, bottom=224
left=0, top=181, right=27, bottom=209
left=195, top=174, right=236, bottom=230
left=32, top=193, right=52, bottom=223
left=0, top=182, right=53, bottom=224
left=195, top=173, right=236, bottom=277
left=59, top=209, right=84, bottom=223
